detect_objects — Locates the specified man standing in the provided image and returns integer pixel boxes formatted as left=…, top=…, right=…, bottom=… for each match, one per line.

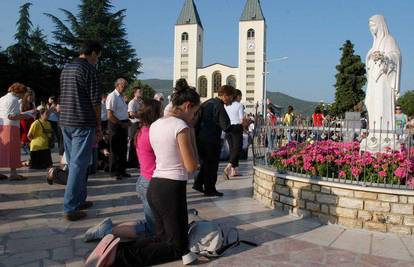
left=194, top=85, right=234, bottom=197
left=127, top=87, right=143, bottom=168
left=224, top=89, right=245, bottom=178
left=106, top=78, right=130, bottom=180
left=60, top=41, right=102, bottom=221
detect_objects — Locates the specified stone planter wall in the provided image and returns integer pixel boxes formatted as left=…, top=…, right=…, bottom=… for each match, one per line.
left=253, top=166, right=414, bottom=235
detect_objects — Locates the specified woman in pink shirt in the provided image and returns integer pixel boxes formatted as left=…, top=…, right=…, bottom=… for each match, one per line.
left=83, top=99, right=162, bottom=241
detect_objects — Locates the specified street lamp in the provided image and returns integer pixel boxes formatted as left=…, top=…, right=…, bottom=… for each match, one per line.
left=263, top=56, right=288, bottom=120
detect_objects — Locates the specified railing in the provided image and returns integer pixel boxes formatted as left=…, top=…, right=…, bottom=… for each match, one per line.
left=252, top=120, right=414, bottom=190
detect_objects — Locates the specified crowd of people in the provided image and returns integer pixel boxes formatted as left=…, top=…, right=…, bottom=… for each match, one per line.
left=0, top=41, right=255, bottom=266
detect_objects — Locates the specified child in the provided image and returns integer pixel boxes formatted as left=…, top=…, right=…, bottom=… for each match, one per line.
left=27, top=108, right=53, bottom=169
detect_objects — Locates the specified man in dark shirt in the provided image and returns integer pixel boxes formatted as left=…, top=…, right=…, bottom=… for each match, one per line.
left=194, top=85, right=234, bottom=196
left=60, top=41, right=102, bottom=221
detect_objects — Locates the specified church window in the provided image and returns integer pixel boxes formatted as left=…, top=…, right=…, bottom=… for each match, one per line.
left=182, top=32, right=189, bottom=42
left=247, top=52, right=255, bottom=55
left=198, top=76, right=207, bottom=97
left=212, top=71, right=222, bottom=93
left=198, top=34, right=201, bottom=42
left=226, top=75, right=237, bottom=88
left=246, top=90, right=255, bottom=94
left=247, top=29, right=255, bottom=40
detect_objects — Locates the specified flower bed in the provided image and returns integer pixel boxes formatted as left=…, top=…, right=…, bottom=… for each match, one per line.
left=269, top=140, right=414, bottom=188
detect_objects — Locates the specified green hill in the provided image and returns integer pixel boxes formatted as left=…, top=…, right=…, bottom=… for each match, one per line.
left=266, top=91, right=319, bottom=116
left=141, top=79, right=319, bottom=116
left=141, top=79, right=174, bottom=97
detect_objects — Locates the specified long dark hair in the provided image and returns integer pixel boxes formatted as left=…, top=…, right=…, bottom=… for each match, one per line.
left=171, top=78, right=200, bottom=109
left=136, top=99, right=162, bottom=139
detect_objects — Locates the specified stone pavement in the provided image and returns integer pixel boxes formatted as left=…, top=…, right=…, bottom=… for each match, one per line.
left=1, top=155, right=414, bottom=267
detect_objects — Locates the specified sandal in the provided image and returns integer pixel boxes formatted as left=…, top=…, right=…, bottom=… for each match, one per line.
left=9, top=174, right=27, bottom=181
left=85, top=234, right=116, bottom=267
left=0, top=174, right=7, bottom=180
left=97, top=237, right=120, bottom=267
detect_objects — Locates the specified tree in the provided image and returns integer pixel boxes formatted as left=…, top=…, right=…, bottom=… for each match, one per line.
left=397, top=91, right=414, bottom=117
left=15, top=2, right=32, bottom=46
left=3, top=2, right=60, bottom=99
left=46, top=0, right=142, bottom=92
left=331, top=40, right=367, bottom=117
left=125, top=80, right=155, bottom=100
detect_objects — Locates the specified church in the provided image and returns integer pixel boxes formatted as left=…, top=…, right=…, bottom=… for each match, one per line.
left=173, top=0, right=266, bottom=113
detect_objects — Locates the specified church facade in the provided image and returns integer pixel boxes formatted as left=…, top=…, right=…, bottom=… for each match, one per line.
left=173, top=0, right=266, bottom=113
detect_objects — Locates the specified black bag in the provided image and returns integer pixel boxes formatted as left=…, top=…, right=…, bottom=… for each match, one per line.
left=39, top=120, right=55, bottom=149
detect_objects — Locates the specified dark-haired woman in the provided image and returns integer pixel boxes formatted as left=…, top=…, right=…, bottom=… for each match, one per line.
left=83, top=99, right=162, bottom=242
left=19, top=88, right=36, bottom=154
left=86, top=84, right=200, bottom=267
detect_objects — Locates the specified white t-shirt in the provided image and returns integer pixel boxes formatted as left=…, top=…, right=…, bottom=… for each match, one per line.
left=106, top=89, right=128, bottom=121
left=0, top=93, right=20, bottom=126
left=225, top=101, right=244, bottom=125
left=128, top=98, right=143, bottom=123
left=150, top=116, right=189, bottom=181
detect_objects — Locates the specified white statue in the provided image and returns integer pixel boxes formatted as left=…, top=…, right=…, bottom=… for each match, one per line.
left=363, top=14, right=401, bottom=153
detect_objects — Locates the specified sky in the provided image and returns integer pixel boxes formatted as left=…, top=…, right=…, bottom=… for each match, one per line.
left=0, top=0, right=413, bottom=102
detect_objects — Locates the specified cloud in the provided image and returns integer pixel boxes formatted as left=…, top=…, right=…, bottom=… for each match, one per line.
left=139, top=57, right=173, bottom=80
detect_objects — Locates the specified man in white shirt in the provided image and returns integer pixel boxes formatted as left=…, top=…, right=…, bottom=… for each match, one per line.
left=224, top=89, right=244, bottom=177
left=106, top=78, right=130, bottom=179
left=127, top=87, right=143, bottom=168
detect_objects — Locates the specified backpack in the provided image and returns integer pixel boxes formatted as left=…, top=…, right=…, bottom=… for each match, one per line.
left=188, top=220, right=257, bottom=258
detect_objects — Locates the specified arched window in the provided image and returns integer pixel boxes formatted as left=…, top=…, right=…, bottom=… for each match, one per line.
left=212, top=71, right=222, bottom=93
left=198, top=76, right=207, bottom=97
left=226, top=75, right=237, bottom=88
left=247, top=29, right=255, bottom=40
left=181, top=32, right=189, bottom=42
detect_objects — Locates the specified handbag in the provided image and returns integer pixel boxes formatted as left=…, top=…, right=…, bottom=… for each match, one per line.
left=39, top=120, right=55, bottom=149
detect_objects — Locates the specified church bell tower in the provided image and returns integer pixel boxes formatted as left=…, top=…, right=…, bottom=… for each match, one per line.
left=173, top=0, right=204, bottom=88
left=238, top=0, right=266, bottom=112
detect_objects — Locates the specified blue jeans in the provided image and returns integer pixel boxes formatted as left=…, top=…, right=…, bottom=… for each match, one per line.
left=61, top=126, right=95, bottom=213
left=136, top=175, right=155, bottom=234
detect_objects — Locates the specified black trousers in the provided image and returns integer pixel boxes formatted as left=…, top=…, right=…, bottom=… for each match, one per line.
left=127, top=122, right=139, bottom=168
left=226, top=124, right=243, bottom=168
left=194, top=140, right=221, bottom=193
left=30, top=149, right=52, bottom=169
left=113, top=178, right=189, bottom=267
left=108, top=121, right=128, bottom=175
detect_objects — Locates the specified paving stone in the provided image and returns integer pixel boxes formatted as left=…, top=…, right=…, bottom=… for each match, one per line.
left=372, top=233, right=412, bottom=261
left=52, top=246, right=74, bottom=261
left=0, top=250, right=48, bottom=266
left=331, top=229, right=371, bottom=254
left=43, top=259, right=65, bottom=267
left=6, top=234, right=71, bottom=253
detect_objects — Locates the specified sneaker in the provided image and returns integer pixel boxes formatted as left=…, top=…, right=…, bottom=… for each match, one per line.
left=204, top=190, right=224, bottom=197
left=83, top=218, right=113, bottom=242
left=78, top=201, right=93, bottom=210
left=64, top=210, right=87, bottom=221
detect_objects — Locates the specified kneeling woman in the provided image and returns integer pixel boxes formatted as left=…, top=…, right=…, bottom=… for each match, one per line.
left=28, top=108, right=53, bottom=169
left=86, top=84, right=200, bottom=267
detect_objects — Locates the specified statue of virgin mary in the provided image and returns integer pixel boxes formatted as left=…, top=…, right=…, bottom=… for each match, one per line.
left=363, top=15, right=401, bottom=153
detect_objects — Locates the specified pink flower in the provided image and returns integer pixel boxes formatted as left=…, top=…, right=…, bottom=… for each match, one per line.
left=378, top=171, right=387, bottom=177
left=394, top=167, right=407, bottom=178
left=339, top=171, right=346, bottom=178
left=351, top=166, right=361, bottom=177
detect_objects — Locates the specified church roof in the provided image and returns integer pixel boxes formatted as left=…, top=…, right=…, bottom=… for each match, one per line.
left=176, top=0, right=203, bottom=29
left=240, top=0, right=265, bottom=21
